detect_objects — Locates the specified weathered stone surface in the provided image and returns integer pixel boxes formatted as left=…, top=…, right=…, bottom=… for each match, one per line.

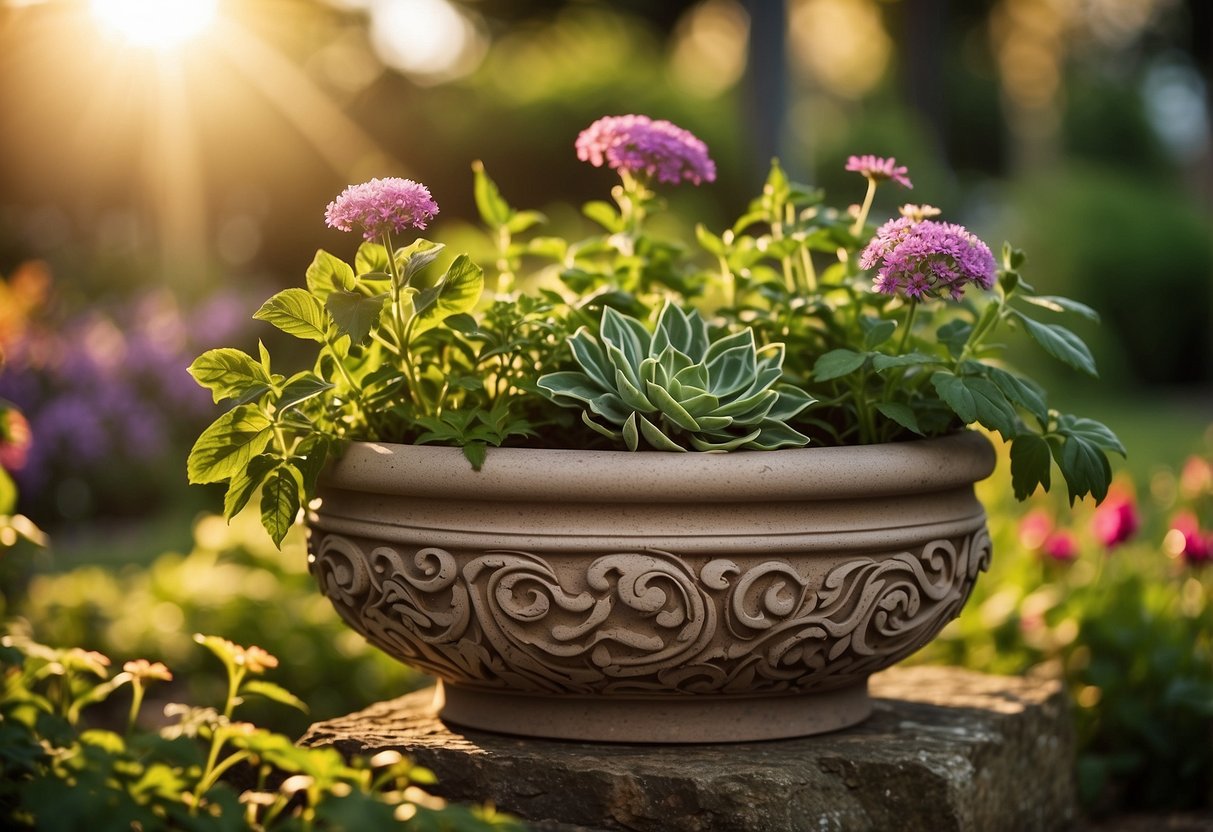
left=300, top=666, right=1076, bottom=832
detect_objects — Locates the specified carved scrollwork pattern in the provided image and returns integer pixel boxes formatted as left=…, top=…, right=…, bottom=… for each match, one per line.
left=309, top=528, right=991, bottom=695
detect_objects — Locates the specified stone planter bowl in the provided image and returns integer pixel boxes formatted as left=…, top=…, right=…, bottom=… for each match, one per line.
left=307, top=431, right=996, bottom=743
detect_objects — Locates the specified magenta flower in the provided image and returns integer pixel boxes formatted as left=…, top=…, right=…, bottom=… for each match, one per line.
left=860, top=217, right=996, bottom=301
left=846, top=155, right=913, bottom=189
left=1091, top=489, right=1139, bottom=549
left=1168, top=512, right=1212, bottom=566
left=576, top=115, right=716, bottom=186
left=1041, top=530, right=1079, bottom=562
left=324, top=177, right=439, bottom=242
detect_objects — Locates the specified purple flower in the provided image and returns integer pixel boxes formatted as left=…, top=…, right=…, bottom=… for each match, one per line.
left=846, top=155, right=913, bottom=189
left=861, top=218, right=996, bottom=301
left=576, top=115, right=716, bottom=186
left=325, top=178, right=439, bottom=242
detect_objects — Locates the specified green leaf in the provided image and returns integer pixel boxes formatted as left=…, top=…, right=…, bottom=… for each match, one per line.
left=354, top=241, right=389, bottom=276
left=931, top=372, right=1016, bottom=436
left=305, top=250, right=354, bottom=300
left=863, top=319, right=898, bottom=349
left=813, top=349, right=868, bottom=381
left=876, top=402, right=924, bottom=435
left=223, top=454, right=277, bottom=519
left=461, top=443, right=487, bottom=471
left=254, top=289, right=329, bottom=342
left=241, top=680, right=308, bottom=712
left=188, top=349, right=274, bottom=404
left=0, top=465, right=15, bottom=516
left=1057, top=414, right=1126, bottom=456
left=527, top=236, right=568, bottom=260
left=1021, top=295, right=1100, bottom=322
left=985, top=366, right=1049, bottom=425
left=695, top=224, right=727, bottom=257
left=870, top=352, right=938, bottom=372
left=1017, top=314, right=1098, bottom=376
left=260, top=464, right=304, bottom=547
left=471, top=160, right=512, bottom=228
left=399, top=239, right=445, bottom=282
left=505, top=210, right=546, bottom=235
left=187, top=406, right=274, bottom=484
left=936, top=320, right=971, bottom=357
left=412, top=255, right=484, bottom=337
left=292, top=435, right=331, bottom=494
left=277, top=372, right=335, bottom=411
left=1010, top=433, right=1052, bottom=500
left=325, top=290, right=388, bottom=346
left=583, top=200, right=622, bottom=233
left=1054, top=433, right=1113, bottom=505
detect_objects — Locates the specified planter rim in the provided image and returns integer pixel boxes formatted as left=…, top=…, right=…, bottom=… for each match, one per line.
left=319, top=430, right=996, bottom=504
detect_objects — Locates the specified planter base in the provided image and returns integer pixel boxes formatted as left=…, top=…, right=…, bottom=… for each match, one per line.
left=438, top=681, right=871, bottom=743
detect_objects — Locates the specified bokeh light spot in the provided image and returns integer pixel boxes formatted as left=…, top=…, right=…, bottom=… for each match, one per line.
left=90, top=0, right=219, bottom=49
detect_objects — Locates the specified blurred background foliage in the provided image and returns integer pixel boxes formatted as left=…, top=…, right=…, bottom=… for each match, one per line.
left=0, top=0, right=1210, bottom=817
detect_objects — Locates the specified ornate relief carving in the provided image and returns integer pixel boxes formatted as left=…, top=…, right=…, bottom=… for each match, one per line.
left=310, top=527, right=991, bottom=696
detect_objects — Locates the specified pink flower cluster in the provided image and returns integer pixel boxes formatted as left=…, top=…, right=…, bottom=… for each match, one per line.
left=860, top=217, right=997, bottom=300
left=845, top=154, right=913, bottom=189
left=324, top=177, right=439, bottom=242
left=575, top=115, right=716, bottom=186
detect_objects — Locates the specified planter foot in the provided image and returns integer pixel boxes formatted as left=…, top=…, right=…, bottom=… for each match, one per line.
left=436, top=681, right=871, bottom=743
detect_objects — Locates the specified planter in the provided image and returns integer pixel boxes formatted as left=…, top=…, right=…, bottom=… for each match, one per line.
left=306, top=431, right=996, bottom=743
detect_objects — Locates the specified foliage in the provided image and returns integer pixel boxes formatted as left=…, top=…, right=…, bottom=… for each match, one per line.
left=538, top=301, right=812, bottom=451
left=921, top=437, right=1213, bottom=813
left=9, top=511, right=419, bottom=737
left=186, top=119, right=1122, bottom=544
left=0, top=629, right=520, bottom=831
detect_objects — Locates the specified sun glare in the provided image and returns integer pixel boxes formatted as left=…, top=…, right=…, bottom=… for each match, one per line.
left=90, top=0, right=219, bottom=48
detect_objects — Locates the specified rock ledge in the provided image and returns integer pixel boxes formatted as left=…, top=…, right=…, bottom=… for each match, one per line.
left=301, top=666, right=1075, bottom=832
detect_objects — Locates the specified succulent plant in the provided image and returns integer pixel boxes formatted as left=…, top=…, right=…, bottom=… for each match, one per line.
left=538, top=302, right=813, bottom=451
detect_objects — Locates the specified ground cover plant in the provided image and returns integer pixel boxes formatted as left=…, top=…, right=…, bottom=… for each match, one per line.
left=0, top=627, right=520, bottom=830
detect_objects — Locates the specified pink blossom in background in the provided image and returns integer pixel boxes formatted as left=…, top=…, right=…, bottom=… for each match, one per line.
left=0, top=408, right=31, bottom=472
left=845, top=154, right=913, bottom=188
left=1167, top=512, right=1212, bottom=565
left=575, top=115, right=716, bottom=186
left=1018, top=508, right=1055, bottom=550
left=325, top=177, right=439, bottom=241
left=1091, top=489, right=1139, bottom=549
left=860, top=217, right=997, bottom=301
left=1041, top=530, right=1079, bottom=562
left=1179, top=455, right=1213, bottom=499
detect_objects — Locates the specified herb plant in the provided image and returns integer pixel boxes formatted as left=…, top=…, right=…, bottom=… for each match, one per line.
left=188, top=113, right=1123, bottom=545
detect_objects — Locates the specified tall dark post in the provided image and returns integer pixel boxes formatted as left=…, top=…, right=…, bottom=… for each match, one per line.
left=743, top=0, right=798, bottom=182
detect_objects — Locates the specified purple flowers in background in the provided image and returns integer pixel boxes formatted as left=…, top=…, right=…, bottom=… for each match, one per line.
left=845, top=155, right=913, bottom=189
left=860, top=216, right=997, bottom=300
left=324, top=177, right=439, bottom=241
left=576, top=115, right=716, bottom=186
left=0, top=285, right=253, bottom=512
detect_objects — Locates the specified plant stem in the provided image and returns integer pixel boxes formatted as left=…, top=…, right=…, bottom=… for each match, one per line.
left=127, top=680, right=144, bottom=733
left=850, top=177, right=878, bottom=237
left=896, top=301, right=919, bottom=354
